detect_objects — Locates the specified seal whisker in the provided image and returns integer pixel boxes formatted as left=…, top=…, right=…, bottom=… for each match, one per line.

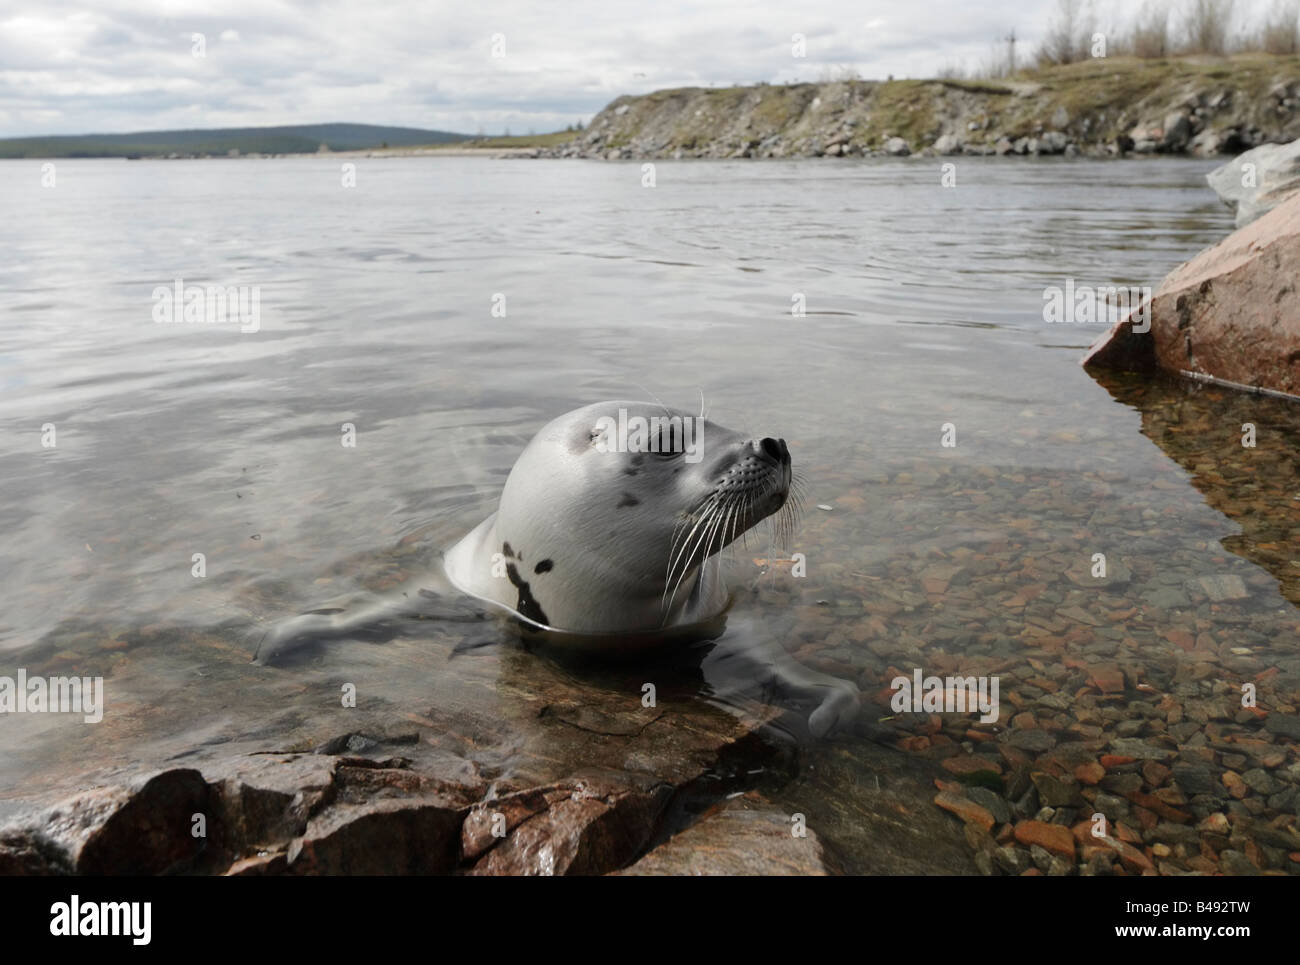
left=665, top=493, right=719, bottom=584
left=666, top=487, right=735, bottom=615
left=663, top=493, right=723, bottom=612
left=679, top=496, right=728, bottom=599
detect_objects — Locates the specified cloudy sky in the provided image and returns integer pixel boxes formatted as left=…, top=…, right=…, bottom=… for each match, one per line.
left=0, top=0, right=1282, bottom=137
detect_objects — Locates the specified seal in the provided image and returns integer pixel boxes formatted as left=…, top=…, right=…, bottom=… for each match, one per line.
left=443, top=400, right=793, bottom=635
left=255, top=400, right=860, bottom=735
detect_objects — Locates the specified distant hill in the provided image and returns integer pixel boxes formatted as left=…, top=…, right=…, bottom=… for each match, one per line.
left=0, top=123, right=473, bottom=158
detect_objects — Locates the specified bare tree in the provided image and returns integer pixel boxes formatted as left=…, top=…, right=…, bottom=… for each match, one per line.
left=1039, top=0, right=1083, bottom=64
left=1131, top=1, right=1172, bottom=57
left=1260, top=0, right=1300, bottom=54
left=1182, top=0, right=1236, bottom=55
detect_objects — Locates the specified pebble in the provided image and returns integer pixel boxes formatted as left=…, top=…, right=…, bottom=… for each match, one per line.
left=1013, top=820, right=1075, bottom=859
left=933, top=791, right=995, bottom=832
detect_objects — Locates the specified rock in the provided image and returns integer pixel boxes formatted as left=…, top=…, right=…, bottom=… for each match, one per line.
left=1074, top=761, right=1106, bottom=785
left=1172, top=762, right=1217, bottom=795
left=1050, top=106, right=1070, bottom=129
left=1241, top=768, right=1278, bottom=796
left=1108, top=739, right=1175, bottom=761
left=0, top=769, right=210, bottom=875
left=1146, top=586, right=1190, bottom=609
left=1219, top=850, right=1261, bottom=876
left=934, top=790, right=995, bottom=832
left=884, top=137, right=911, bottom=157
left=1198, top=812, right=1230, bottom=834
left=1264, top=713, right=1300, bottom=740
left=994, top=845, right=1032, bottom=874
left=1088, top=666, right=1126, bottom=693
left=1029, top=843, right=1054, bottom=871
left=1196, top=574, right=1249, bottom=601
left=1082, top=190, right=1300, bottom=399
left=1094, top=792, right=1129, bottom=820
left=1085, top=851, right=1115, bottom=875
left=1012, top=137, right=1030, bottom=155
left=1091, top=833, right=1154, bottom=873
left=1190, top=129, right=1223, bottom=157
left=1207, top=138, right=1300, bottom=226
left=1013, top=820, right=1075, bottom=860
left=1031, top=772, right=1084, bottom=807
left=1162, top=112, right=1192, bottom=152
left=995, top=137, right=1014, bottom=155
left=965, top=787, right=1012, bottom=825
left=1047, top=856, right=1074, bottom=876
left=616, top=795, right=835, bottom=875
left=1222, top=771, right=1249, bottom=799
left=1007, top=729, right=1056, bottom=752
left=1038, top=131, right=1068, bottom=154
left=288, top=798, right=465, bottom=874
left=940, top=755, right=1002, bottom=780
left=933, top=134, right=962, bottom=155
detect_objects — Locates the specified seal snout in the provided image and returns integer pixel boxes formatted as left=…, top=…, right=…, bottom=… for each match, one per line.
left=754, top=437, right=790, bottom=468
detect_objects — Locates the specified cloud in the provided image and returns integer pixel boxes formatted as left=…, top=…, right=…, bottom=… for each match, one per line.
left=0, top=0, right=1281, bottom=137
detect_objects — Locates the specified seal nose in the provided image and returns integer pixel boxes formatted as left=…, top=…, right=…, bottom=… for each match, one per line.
left=757, top=437, right=790, bottom=467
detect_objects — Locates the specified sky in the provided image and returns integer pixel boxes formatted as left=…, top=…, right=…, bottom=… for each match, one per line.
left=0, top=0, right=1284, bottom=138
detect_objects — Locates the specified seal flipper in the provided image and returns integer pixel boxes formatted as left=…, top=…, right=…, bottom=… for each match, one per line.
left=253, top=571, right=475, bottom=665
left=699, top=628, right=861, bottom=738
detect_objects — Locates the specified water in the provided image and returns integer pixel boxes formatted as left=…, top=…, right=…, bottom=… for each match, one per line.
left=2, top=156, right=1297, bottom=872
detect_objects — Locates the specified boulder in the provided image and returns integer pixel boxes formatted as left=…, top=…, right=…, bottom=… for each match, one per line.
left=933, top=134, right=962, bottom=155
left=1162, top=111, right=1192, bottom=152
left=1207, top=138, right=1300, bottom=227
left=1082, top=191, right=1300, bottom=399
left=1038, top=131, right=1069, bottom=155
left=1189, top=129, right=1223, bottom=157
left=615, top=794, right=835, bottom=876
left=884, top=136, right=911, bottom=156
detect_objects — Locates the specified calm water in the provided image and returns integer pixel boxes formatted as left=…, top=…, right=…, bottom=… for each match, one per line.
left=2, top=156, right=1297, bottom=871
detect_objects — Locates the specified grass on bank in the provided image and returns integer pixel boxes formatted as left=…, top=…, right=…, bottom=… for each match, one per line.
left=455, top=130, right=578, bottom=149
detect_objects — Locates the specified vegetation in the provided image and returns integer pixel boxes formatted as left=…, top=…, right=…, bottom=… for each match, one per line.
left=936, top=0, right=1300, bottom=80
left=459, top=129, right=577, bottom=149
left=1037, top=0, right=1299, bottom=66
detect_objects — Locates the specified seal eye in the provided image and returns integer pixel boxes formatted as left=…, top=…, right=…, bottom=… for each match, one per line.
left=652, top=427, right=680, bottom=459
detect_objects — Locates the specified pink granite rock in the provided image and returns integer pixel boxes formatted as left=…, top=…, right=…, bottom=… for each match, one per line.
left=1083, top=191, right=1300, bottom=399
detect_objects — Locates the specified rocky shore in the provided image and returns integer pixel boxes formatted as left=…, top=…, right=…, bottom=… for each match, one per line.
left=0, top=617, right=971, bottom=876
left=537, top=55, right=1300, bottom=161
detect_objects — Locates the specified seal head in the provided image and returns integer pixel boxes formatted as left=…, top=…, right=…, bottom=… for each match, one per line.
left=443, top=400, right=794, bottom=635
